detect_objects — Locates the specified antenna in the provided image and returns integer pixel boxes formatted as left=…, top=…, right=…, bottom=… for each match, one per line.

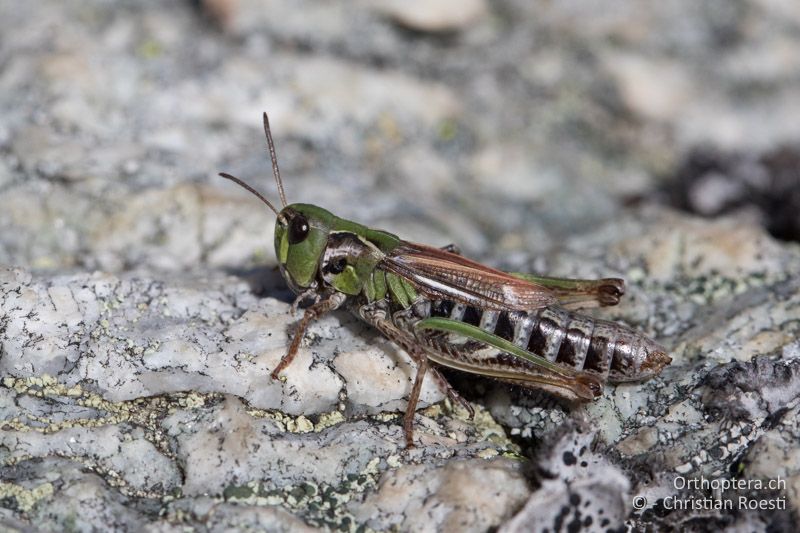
left=218, top=172, right=280, bottom=216
left=217, top=112, right=289, bottom=216
left=263, top=112, right=288, bottom=207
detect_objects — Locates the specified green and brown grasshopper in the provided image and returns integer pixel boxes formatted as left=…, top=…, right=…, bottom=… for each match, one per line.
left=220, top=113, right=671, bottom=447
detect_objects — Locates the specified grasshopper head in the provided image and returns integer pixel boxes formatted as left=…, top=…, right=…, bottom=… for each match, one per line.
left=219, top=113, right=353, bottom=295
left=274, top=203, right=337, bottom=291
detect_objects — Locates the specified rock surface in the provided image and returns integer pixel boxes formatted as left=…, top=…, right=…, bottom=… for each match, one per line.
left=2, top=0, right=799, bottom=531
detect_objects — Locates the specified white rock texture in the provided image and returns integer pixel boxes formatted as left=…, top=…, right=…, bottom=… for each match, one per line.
left=2, top=0, right=800, bottom=531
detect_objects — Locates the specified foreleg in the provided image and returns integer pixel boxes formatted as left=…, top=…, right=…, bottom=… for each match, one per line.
left=271, top=292, right=346, bottom=379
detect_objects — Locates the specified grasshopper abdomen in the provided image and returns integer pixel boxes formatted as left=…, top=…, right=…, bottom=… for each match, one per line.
left=423, top=300, right=670, bottom=390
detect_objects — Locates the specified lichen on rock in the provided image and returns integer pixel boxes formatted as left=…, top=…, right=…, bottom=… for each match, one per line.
left=2, top=0, right=800, bottom=531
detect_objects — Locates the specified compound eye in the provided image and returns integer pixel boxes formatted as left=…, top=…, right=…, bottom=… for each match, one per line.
left=288, top=214, right=309, bottom=244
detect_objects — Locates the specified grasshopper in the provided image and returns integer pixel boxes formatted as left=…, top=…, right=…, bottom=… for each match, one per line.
left=220, top=113, right=671, bottom=447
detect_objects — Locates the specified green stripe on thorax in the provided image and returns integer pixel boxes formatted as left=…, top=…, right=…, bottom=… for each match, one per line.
left=288, top=203, right=403, bottom=253
left=287, top=204, right=417, bottom=308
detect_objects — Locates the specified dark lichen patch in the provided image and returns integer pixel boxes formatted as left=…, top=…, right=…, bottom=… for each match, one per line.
left=562, top=451, right=577, bottom=466
left=223, top=484, right=254, bottom=500
left=702, top=356, right=800, bottom=420
left=212, top=457, right=388, bottom=531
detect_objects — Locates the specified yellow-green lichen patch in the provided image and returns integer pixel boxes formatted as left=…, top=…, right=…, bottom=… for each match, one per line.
left=468, top=404, right=515, bottom=446
left=1, top=454, right=33, bottom=467
left=1, top=375, right=223, bottom=464
left=421, top=399, right=519, bottom=453
left=372, top=412, right=401, bottom=423
left=285, top=415, right=314, bottom=433
left=477, top=448, right=499, bottom=459
left=245, top=407, right=347, bottom=434
left=0, top=482, right=54, bottom=513
left=314, top=410, right=346, bottom=431
left=386, top=454, right=402, bottom=468
left=51, top=455, right=166, bottom=500
left=178, top=392, right=208, bottom=409
left=421, top=403, right=444, bottom=418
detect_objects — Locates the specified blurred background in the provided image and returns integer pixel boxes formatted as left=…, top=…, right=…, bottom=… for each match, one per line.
left=2, top=4, right=800, bottom=529
left=1, top=0, right=799, bottom=275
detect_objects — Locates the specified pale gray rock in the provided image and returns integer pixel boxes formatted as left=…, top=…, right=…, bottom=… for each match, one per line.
left=165, top=395, right=420, bottom=495
left=2, top=0, right=800, bottom=531
left=2, top=422, right=181, bottom=493
left=2, top=459, right=145, bottom=531
left=501, top=426, right=631, bottom=533
left=350, top=457, right=529, bottom=532
left=743, top=402, right=800, bottom=517
left=152, top=499, right=318, bottom=533
left=0, top=267, right=443, bottom=415
left=368, top=0, right=489, bottom=33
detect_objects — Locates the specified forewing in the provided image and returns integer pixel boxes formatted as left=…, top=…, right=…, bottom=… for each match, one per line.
left=510, top=273, right=626, bottom=309
left=380, top=242, right=558, bottom=311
